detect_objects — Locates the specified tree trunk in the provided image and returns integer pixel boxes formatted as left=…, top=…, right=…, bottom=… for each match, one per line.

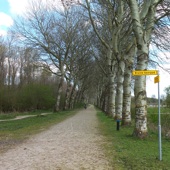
left=99, top=84, right=107, bottom=110
left=122, top=71, right=132, bottom=125
left=69, top=83, right=76, bottom=109
left=115, top=60, right=125, bottom=120
left=106, top=47, right=117, bottom=117
left=104, top=95, right=108, bottom=113
left=64, top=80, right=71, bottom=110
left=133, top=49, right=148, bottom=138
left=122, top=49, right=135, bottom=126
left=54, top=75, right=64, bottom=112
left=107, top=72, right=116, bottom=117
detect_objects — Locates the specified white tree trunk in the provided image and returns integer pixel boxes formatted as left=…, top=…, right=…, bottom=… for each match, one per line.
left=115, top=60, right=125, bottom=120
left=122, top=48, right=136, bottom=125
left=105, top=48, right=116, bottom=117
left=108, top=72, right=116, bottom=117
left=133, top=47, right=148, bottom=138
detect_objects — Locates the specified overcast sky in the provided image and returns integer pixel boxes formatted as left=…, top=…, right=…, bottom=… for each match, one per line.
left=0, top=0, right=169, bottom=98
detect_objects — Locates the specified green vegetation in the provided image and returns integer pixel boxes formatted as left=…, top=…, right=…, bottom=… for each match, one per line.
left=147, top=107, right=170, bottom=114
left=0, top=110, right=77, bottom=153
left=0, top=83, right=56, bottom=112
left=97, top=110, right=170, bottom=170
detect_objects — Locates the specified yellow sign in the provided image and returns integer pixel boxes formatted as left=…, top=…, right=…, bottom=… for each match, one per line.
left=154, top=75, right=160, bottom=83
left=132, top=70, right=158, bottom=76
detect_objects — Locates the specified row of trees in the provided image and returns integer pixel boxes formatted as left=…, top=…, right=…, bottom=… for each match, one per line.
left=1, top=0, right=170, bottom=138
left=80, top=0, right=170, bottom=138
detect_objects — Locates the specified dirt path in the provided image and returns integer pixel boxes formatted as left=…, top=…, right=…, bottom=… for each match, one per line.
left=0, top=105, right=113, bottom=170
left=0, top=113, right=52, bottom=122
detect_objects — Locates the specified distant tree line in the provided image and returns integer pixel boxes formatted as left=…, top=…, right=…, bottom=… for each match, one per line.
left=0, top=34, right=92, bottom=112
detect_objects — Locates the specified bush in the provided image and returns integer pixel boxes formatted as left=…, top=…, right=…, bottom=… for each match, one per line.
left=16, top=83, right=56, bottom=111
left=0, top=83, right=56, bottom=112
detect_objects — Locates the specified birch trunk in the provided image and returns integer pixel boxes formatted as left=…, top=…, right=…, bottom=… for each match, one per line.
left=122, top=70, right=132, bottom=125
left=108, top=71, right=116, bottom=117
left=122, top=48, right=136, bottom=126
left=133, top=47, right=148, bottom=138
left=106, top=47, right=117, bottom=117
left=115, top=60, right=125, bottom=120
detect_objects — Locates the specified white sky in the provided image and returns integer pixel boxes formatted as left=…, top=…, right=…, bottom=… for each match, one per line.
left=146, top=68, right=169, bottom=98
left=7, top=0, right=29, bottom=15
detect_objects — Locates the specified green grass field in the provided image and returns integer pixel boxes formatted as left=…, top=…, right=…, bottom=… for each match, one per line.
left=97, top=109, right=170, bottom=170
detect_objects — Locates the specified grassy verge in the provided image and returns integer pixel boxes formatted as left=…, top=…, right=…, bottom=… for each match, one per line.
left=0, top=110, right=77, bottom=153
left=97, top=110, right=170, bottom=170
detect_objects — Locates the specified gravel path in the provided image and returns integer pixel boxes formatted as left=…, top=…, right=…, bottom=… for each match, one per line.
left=0, top=105, right=113, bottom=170
left=0, top=113, right=52, bottom=122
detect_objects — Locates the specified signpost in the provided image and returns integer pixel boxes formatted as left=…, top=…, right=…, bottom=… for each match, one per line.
left=132, top=70, right=162, bottom=161
left=154, top=73, right=162, bottom=161
left=132, top=70, right=158, bottom=76
left=154, top=75, right=160, bottom=84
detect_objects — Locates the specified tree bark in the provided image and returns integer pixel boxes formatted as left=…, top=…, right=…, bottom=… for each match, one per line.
left=115, top=60, right=125, bottom=120
left=107, top=50, right=116, bottom=117
left=64, top=80, right=71, bottom=110
left=107, top=72, right=116, bottom=117
left=69, top=83, right=76, bottom=109
left=54, top=74, right=64, bottom=112
left=133, top=48, right=148, bottom=138
left=122, top=48, right=136, bottom=126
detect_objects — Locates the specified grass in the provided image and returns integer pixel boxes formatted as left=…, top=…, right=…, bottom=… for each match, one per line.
left=0, top=110, right=77, bottom=153
left=147, top=107, right=170, bottom=114
left=97, top=110, right=170, bottom=170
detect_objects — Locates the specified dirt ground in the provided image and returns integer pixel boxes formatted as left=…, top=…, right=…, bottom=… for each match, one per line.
left=0, top=105, right=114, bottom=170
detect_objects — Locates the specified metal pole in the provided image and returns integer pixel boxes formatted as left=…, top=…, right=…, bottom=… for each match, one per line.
left=158, top=72, right=162, bottom=161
